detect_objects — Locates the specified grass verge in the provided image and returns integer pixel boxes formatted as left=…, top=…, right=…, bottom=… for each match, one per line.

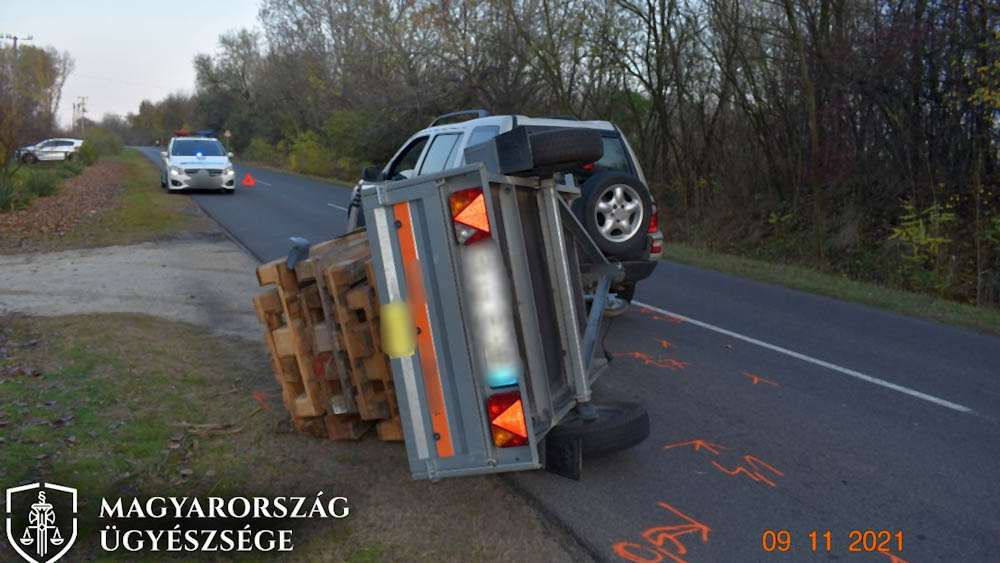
left=662, top=242, right=1000, bottom=335
left=64, top=149, right=213, bottom=247
left=0, top=314, right=585, bottom=562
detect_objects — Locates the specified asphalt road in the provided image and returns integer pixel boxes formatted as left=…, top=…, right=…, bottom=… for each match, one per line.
left=136, top=146, right=1000, bottom=562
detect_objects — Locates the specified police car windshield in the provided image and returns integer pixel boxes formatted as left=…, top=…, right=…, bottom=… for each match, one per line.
left=171, top=140, right=225, bottom=157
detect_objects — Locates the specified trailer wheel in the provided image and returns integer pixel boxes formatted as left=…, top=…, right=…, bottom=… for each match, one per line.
left=547, top=401, right=649, bottom=456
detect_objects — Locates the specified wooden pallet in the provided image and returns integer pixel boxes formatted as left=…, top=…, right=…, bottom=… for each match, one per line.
left=252, top=232, right=402, bottom=442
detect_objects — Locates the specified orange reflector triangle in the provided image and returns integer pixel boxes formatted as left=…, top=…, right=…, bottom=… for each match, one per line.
left=492, top=399, right=527, bottom=438
left=453, top=193, right=489, bottom=232
left=242, top=173, right=256, bottom=186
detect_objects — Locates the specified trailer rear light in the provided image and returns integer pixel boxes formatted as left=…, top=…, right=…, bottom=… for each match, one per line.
left=450, top=187, right=491, bottom=244
left=487, top=391, right=528, bottom=447
left=649, top=202, right=659, bottom=232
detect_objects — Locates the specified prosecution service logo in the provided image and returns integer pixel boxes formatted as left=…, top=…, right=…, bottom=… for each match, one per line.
left=5, top=483, right=78, bottom=563
left=4, top=483, right=350, bottom=558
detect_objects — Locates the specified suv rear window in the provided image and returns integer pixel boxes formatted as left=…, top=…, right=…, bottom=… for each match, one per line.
left=570, top=136, right=633, bottom=183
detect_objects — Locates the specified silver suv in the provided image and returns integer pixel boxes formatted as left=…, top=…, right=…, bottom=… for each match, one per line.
left=347, top=111, right=663, bottom=301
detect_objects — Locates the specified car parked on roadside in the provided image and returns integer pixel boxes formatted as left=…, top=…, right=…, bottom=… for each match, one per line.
left=15, top=138, right=84, bottom=163
left=160, top=132, right=236, bottom=194
left=346, top=111, right=663, bottom=302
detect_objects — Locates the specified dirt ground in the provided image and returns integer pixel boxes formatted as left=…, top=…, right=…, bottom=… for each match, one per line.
left=0, top=233, right=261, bottom=339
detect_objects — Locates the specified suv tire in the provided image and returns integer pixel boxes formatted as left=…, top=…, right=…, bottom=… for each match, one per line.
left=578, top=172, right=651, bottom=259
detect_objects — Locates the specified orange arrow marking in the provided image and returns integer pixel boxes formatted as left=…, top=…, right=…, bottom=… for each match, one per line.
left=663, top=440, right=726, bottom=455
left=241, top=172, right=256, bottom=186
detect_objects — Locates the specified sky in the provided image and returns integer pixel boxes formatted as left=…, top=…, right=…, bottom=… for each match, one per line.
left=2, top=0, right=262, bottom=129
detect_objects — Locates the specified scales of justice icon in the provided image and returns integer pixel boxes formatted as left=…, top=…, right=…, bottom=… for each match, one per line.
left=19, top=491, right=65, bottom=558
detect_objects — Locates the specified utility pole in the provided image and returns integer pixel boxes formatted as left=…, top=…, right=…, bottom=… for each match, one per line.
left=76, top=96, right=88, bottom=132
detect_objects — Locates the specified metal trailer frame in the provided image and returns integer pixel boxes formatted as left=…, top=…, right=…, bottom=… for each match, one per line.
left=362, top=163, right=622, bottom=481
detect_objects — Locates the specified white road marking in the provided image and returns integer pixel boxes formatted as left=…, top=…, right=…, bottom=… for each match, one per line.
left=255, top=180, right=272, bottom=186
left=631, top=300, right=976, bottom=414
left=327, top=203, right=348, bottom=211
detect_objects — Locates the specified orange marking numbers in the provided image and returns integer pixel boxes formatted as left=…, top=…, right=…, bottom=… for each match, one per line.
left=741, top=371, right=778, bottom=387
left=710, top=455, right=785, bottom=488
left=613, top=501, right=711, bottom=563
left=653, top=338, right=674, bottom=349
left=632, top=307, right=685, bottom=323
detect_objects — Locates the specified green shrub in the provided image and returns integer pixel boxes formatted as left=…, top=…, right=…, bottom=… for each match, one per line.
left=76, top=141, right=99, bottom=165
left=25, top=170, right=60, bottom=197
left=55, top=160, right=86, bottom=179
left=288, top=131, right=335, bottom=177
left=82, top=127, right=124, bottom=156
left=242, top=138, right=286, bottom=167
left=0, top=176, right=34, bottom=212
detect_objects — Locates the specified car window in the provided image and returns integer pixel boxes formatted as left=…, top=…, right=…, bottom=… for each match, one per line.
left=570, top=136, right=633, bottom=182
left=39, top=141, right=55, bottom=148
left=59, top=140, right=74, bottom=147
left=387, top=137, right=428, bottom=180
left=171, top=139, right=226, bottom=157
left=460, top=126, right=501, bottom=164
left=420, top=133, right=461, bottom=174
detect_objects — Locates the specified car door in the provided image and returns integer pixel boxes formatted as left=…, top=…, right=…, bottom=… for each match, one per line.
left=35, top=141, right=57, bottom=161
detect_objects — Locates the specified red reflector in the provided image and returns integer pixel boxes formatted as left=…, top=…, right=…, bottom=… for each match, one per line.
left=487, top=391, right=528, bottom=447
left=649, top=202, right=659, bottom=232
left=582, top=162, right=595, bottom=171
left=450, top=187, right=492, bottom=244
left=651, top=240, right=663, bottom=254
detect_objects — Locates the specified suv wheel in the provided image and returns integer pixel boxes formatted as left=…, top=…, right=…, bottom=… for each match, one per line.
left=578, top=172, right=652, bottom=259
left=21, top=153, right=37, bottom=164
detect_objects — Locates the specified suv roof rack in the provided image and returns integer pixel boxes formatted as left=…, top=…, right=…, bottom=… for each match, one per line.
left=429, top=109, right=489, bottom=127
left=540, top=115, right=579, bottom=121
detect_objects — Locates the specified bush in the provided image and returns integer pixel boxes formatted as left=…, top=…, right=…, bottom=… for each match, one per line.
left=76, top=141, right=99, bottom=165
left=288, top=131, right=335, bottom=177
left=82, top=127, right=124, bottom=156
left=25, top=170, right=60, bottom=197
left=0, top=176, right=34, bottom=212
left=54, top=160, right=86, bottom=179
left=242, top=138, right=286, bottom=167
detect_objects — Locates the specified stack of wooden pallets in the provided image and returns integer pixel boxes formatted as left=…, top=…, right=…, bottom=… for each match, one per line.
left=252, top=230, right=404, bottom=441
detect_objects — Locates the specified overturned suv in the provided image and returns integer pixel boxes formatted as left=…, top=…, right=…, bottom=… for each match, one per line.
left=347, top=110, right=663, bottom=302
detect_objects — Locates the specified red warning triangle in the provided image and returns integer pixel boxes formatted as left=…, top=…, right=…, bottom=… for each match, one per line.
left=241, top=173, right=256, bottom=186
left=493, top=399, right=527, bottom=438
left=453, top=193, right=490, bottom=232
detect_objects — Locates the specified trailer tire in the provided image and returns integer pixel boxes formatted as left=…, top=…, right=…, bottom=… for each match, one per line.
left=529, top=128, right=604, bottom=171
left=547, top=401, right=649, bottom=457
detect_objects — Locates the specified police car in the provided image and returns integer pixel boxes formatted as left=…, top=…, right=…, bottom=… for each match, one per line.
left=159, top=131, right=236, bottom=194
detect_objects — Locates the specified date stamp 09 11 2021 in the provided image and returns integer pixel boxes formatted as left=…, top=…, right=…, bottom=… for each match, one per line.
left=762, top=529, right=903, bottom=553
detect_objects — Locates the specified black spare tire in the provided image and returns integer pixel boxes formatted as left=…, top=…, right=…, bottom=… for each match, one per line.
left=577, top=171, right=652, bottom=259
left=547, top=401, right=649, bottom=457
left=528, top=128, right=604, bottom=171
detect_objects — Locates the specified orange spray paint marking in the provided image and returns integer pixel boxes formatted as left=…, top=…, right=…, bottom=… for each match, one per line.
left=710, top=455, right=784, bottom=488
left=741, top=371, right=778, bottom=387
left=613, top=501, right=711, bottom=563
left=882, top=554, right=909, bottom=563
left=663, top=440, right=726, bottom=455
left=614, top=352, right=692, bottom=371
left=652, top=338, right=674, bottom=349
left=632, top=307, right=686, bottom=323
left=252, top=391, right=280, bottom=409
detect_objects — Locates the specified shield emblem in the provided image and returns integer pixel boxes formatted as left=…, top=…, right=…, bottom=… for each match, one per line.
left=5, top=483, right=78, bottom=563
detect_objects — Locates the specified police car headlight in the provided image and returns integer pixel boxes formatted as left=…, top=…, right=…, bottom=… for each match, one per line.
left=170, top=166, right=182, bottom=176
left=223, top=166, right=234, bottom=175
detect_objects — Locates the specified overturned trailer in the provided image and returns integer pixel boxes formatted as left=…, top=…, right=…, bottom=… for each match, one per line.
left=361, top=127, right=649, bottom=481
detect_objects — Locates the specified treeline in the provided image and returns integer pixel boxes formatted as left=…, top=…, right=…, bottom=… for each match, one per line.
left=126, top=0, right=1000, bottom=306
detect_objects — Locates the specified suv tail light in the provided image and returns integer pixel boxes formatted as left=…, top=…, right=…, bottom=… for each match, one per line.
left=649, top=202, right=659, bottom=232
left=450, top=187, right=491, bottom=244
left=487, top=391, right=528, bottom=447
